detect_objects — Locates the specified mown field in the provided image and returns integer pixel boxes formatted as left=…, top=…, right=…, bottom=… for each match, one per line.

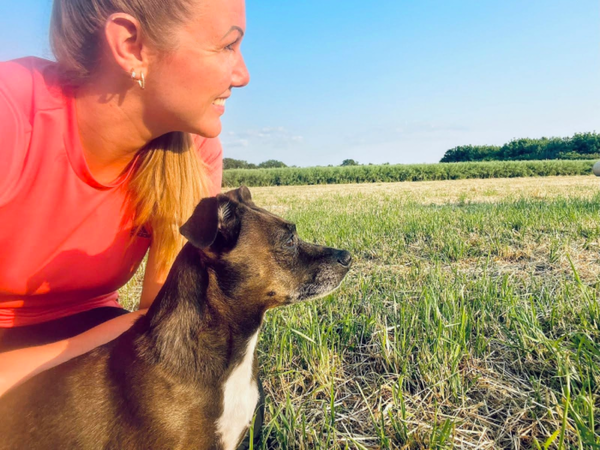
left=121, top=175, right=600, bottom=449
left=222, top=160, right=596, bottom=187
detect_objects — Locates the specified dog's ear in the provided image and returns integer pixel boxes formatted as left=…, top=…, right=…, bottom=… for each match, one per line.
left=180, top=195, right=243, bottom=250
left=180, top=197, right=220, bottom=249
left=223, top=185, right=254, bottom=206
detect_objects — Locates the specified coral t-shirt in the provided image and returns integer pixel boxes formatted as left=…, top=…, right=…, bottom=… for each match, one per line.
left=0, top=57, right=223, bottom=327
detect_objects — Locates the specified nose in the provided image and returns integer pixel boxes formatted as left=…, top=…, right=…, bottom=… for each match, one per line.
left=232, top=52, right=250, bottom=88
left=336, top=250, right=352, bottom=268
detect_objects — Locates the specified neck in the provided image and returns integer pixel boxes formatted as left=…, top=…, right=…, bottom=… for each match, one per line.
left=137, top=245, right=265, bottom=381
left=74, top=82, right=155, bottom=184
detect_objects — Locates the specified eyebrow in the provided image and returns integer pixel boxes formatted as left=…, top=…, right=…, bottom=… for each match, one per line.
left=222, top=26, right=245, bottom=40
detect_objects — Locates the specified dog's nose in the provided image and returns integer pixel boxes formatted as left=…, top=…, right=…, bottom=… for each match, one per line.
left=336, top=250, right=352, bottom=268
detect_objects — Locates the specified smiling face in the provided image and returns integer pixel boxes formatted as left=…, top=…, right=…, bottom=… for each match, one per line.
left=145, top=0, right=250, bottom=138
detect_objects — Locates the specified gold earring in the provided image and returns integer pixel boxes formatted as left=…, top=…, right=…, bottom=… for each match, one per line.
left=129, top=69, right=146, bottom=90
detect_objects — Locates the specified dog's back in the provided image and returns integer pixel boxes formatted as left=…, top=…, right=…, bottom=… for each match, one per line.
left=1, top=345, right=120, bottom=449
left=0, top=332, right=222, bottom=450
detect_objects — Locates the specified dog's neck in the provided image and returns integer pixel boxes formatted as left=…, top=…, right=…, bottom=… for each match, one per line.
left=136, top=244, right=265, bottom=382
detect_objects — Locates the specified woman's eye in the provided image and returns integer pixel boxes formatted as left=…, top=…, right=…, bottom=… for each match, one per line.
left=225, top=40, right=239, bottom=51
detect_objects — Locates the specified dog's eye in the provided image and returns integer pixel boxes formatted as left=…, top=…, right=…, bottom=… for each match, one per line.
left=284, top=235, right=297, bottom=249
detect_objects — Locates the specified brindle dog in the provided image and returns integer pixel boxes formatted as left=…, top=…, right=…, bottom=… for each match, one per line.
left=0, top=186, right=352, bottom=450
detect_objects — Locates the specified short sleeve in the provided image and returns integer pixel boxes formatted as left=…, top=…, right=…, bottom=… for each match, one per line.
left=193, top=135, right=223, bottom=196
left=0, top=84, right=30, bottom=206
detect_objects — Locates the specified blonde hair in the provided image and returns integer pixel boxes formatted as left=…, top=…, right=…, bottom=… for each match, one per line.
left=50, top=0, right=211, bottom=272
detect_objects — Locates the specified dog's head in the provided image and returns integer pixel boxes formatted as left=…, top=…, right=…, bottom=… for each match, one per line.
left=180, top=186, right=351, bottom=308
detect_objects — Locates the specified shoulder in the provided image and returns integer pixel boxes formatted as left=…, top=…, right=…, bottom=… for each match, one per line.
left=0, top=57, right=63, bottom=205
left=0, top=57, right=62, bottom=119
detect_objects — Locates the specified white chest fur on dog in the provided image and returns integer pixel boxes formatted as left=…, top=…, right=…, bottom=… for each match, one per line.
left=216, top=331, right=260, bottom=450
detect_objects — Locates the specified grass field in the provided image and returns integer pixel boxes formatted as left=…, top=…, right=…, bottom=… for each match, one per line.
left=121, top=175, right=600, bottom=449
left=222, top=160, right=596, bottom=187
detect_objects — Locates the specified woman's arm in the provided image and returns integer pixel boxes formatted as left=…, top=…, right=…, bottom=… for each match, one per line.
left=1, top=239, right=166, bottom=398
left=0, top=308, right=147, bottom=398
left=139, top=242, right=169, bottom=310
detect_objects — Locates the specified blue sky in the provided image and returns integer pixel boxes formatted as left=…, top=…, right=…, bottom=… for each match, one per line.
left=1, top=0, right=598, bottom=167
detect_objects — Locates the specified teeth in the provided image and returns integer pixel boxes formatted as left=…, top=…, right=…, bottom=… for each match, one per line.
left=213, top=98, right=226, bottom=106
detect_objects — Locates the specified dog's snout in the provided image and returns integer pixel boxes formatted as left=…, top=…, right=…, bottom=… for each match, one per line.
left=336, top=250, right=352, bottom=268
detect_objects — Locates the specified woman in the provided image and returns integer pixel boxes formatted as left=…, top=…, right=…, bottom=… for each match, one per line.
left=0, top=0, right=249, bottom=399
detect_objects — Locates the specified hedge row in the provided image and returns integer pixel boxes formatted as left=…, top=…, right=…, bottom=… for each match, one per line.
left=440, top=132, right=600, bottom=162
left=223, top=160, right=596, bottom=187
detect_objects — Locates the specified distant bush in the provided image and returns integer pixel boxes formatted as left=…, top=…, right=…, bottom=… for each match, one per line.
left=440, top=145, right=502, bottom=162
left=441, top=132, right=600, bottom=162
left=258, top=159, right=287, bottom=168
left=223, top=158, right=287, bottom=170
left=223, top=158, right=256, bottom=170
left=223, top=160, right=595, bottom=187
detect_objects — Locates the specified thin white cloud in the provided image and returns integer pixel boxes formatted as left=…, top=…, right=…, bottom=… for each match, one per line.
left=344, top=121, right=470, bottom=147
left=222, top=127, right=304, bottom=149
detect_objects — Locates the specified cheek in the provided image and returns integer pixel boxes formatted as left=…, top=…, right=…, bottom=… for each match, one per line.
left=184, top=54, right=232, bottom=93
left=146, top=51, right=233, bottom=136
left=147, top=60, right=224, bottom=132
left=165, top=59, right=212, bottom=101
left=154, top=53, right=219, bottom=101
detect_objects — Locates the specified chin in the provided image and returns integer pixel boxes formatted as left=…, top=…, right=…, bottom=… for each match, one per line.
left=189, top=122, right=222, bottom=139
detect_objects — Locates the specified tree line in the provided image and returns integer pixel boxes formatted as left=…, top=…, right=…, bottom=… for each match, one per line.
left=223, top=158, right=364, bottom=170
left=440, top=132, right=600, bottom=163
left=223, top=158, right=288, bottom=170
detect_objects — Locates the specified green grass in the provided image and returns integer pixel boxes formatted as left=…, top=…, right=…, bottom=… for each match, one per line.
left=121, top=177, right=600, bottom=449
left=222, top=160, right=596, bottom=187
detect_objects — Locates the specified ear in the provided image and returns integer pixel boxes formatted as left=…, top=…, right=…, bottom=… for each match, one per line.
left=104, top=13, right=147, bottom=80
left=180, top=197, right=220, bottom=249
left=223, top=186, right=254, bottom=206
left=180, top=195, right=244, bottom=250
